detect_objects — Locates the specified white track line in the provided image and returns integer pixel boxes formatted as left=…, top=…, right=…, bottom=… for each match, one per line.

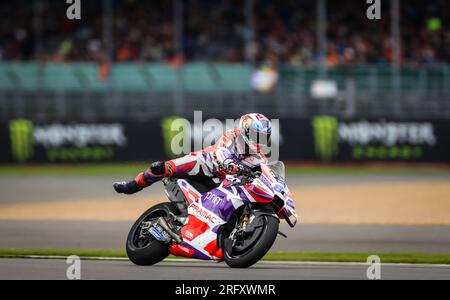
left=1, top=255, right=450, bottom=268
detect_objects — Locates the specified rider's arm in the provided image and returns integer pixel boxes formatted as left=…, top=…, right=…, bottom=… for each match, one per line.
left=213, top=129, right=243, bottom=174
left=216, top=148, right=242, bottom=174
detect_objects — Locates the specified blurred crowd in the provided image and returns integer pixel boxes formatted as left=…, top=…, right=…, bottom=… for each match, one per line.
left=0, top=0, right=448, bottom=66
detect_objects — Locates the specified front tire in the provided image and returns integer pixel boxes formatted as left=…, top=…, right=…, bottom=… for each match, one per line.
left=126, top=202, right=178, bottom=266
left=223, top=215, right=279, bottom=268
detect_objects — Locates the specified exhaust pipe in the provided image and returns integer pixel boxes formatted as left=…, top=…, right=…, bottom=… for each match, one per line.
left=157, top=217, right=183, bottom=244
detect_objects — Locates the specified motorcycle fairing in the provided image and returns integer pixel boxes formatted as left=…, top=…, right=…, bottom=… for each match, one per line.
left=243, top=164, right=298, bottom=227
left=178, top=180, right=202, bottom=204
left=169, top=163, right=298, bottom=260
left=170, top=179, right=246, bottom=261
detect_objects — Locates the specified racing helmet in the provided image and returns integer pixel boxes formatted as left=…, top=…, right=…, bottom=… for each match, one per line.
left=237, top=113, right=272, bottom=154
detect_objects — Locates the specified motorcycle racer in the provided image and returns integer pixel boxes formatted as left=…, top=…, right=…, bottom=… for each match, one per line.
left=113, top=113, right=272, bottom=195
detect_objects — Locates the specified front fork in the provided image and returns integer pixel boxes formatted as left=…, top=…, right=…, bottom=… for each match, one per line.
left=228, top=204, right=261, bottom=245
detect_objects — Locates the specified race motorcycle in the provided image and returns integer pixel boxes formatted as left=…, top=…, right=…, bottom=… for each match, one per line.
left=125, top=161, right=298, bottom=268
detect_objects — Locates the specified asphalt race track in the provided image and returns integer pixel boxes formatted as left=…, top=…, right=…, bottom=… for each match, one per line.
left=1, top=258, right=449, bottom=280
left=2, top=221, right=450, bottom=253
left=1, top=172, right=450, bottom=280
left=2, top=173, right=450, bottom=253
left=2, top=173, right=450, bottom=204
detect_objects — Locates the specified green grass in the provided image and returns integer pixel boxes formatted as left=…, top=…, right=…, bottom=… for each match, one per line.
left=0, top=249, right=127, bottom=258
left=0, top=163, right=149, bottom=177
left=263, top=252, right=450, bottom=265
left=1, top=249, right=450, bottom=265
left=0, top=163, right=448, bottom=177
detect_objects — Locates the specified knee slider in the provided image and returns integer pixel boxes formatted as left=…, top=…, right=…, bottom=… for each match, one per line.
left=150, top=161, right=166, bottom=175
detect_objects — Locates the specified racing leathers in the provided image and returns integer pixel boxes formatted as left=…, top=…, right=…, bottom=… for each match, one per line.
left=113, top=128, right=268, bottom=195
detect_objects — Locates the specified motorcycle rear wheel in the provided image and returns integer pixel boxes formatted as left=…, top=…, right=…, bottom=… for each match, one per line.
left=126, top=202, right=178, bottom=266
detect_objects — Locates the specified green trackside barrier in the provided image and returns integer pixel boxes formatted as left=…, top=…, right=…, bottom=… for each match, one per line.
left=74, top=63, right=110, bottom=93
left=2, top=63, right=40, bottom=92
left=111, top=63, right=150, bottom=92
left=278, top=64, right=450, bottom=93
left=0, top=62, right=252, bottom=93
left=201, top=64, right=252, bottom=93
left=43, top=63, right=83, bottom=92
left=145, top=63, right=178, bottom=92
left=0, top=64, right=15, bottom=91
left=0, top=63, right=448, bottom=94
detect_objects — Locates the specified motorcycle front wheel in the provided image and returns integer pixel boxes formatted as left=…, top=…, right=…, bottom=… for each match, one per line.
left=126, top=202, right=178, bottom=266
left=222, top=214, right=279, bottom=268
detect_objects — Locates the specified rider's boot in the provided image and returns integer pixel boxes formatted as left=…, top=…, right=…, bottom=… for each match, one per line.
left=113, top=161, right=169, bottom=195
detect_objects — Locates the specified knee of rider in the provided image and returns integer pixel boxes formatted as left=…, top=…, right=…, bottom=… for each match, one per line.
left=149, top=161, right=167, bottom=176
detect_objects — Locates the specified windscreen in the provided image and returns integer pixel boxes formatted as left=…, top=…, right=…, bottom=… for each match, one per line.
left=268, top=161, right=286, bottom=181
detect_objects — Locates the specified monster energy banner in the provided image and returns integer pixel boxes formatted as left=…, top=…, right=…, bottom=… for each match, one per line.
left=0, top=117, right=449, bottom=163
left=0, top=120, right=166, bottom=163
left=303, top=116, right=450, bottom=162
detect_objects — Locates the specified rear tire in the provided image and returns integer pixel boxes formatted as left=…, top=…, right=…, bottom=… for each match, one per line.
left=126, top=202, right=178, bottom=266
left=223, top=215, right=279, bottom=268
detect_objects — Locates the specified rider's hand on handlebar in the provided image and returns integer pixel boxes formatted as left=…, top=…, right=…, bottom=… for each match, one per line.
left=223, top=159, right=243, bottom=175
left=237, top=167, right=252, bottom=176
left=238, top=168, right=261, bottom=178
left=223, top=158, right=259, bottom=178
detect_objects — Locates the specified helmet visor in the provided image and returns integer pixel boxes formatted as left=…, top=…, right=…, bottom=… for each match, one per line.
left=246, top=127, right=271, bottom=147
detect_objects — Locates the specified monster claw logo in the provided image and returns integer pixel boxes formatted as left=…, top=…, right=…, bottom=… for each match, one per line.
left=9, top=119, right=34, bottom=162
left=161, top=116, right=185, bottom=158
left=312, top=116, right=339, bottom=160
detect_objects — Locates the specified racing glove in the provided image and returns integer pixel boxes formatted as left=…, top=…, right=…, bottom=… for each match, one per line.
left=222, top=158, right=243, bottom=175
left=113, top=180, right=143, bottom=195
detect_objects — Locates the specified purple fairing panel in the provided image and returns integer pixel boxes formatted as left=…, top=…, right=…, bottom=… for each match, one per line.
left=259, top=175, right=274, bottom=190
left=286, top=199, right=295, bottom=209
left=279, top=195, right=298, bottom=227
left=179, top=180, right=197, bottom=192
left=280, top=208, right=297, bottom=227
left=246, top=184, right=274, bottom=201
left=238, top=186, right=254, bottom=203
left=179, top=184, right=244, bottom=261
left=200, top=188, right=241, bottom=222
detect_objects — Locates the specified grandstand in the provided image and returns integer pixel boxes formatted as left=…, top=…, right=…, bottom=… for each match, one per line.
left=0, top=0, right=449, bottom=121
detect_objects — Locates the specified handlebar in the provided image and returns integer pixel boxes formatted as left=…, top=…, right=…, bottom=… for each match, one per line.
left=239, top=168, right=260, bottom=177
